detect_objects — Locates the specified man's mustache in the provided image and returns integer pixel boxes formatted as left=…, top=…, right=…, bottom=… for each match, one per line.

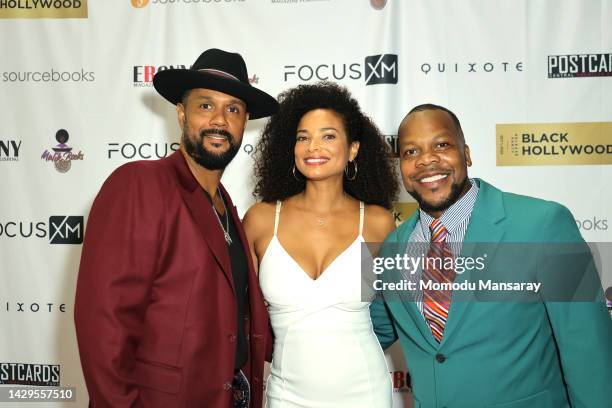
left=199, top=128, right=233, bottom=141
left=410, top=167, right=451, bottom=181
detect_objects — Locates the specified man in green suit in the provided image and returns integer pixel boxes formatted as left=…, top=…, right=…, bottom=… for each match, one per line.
left=370, top=104, right=612, bottom=407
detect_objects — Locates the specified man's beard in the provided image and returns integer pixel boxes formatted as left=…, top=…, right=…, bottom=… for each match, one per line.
left=182, top=127, right=242, bottom=170
left=408, top=176, right=468, bottom=215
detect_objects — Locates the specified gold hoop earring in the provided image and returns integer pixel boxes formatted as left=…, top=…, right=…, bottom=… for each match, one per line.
left=293, top=164, right=302, bottom=181
left=345, top=160, right=358, bottom=181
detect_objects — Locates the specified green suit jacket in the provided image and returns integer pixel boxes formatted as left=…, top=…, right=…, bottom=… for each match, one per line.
left=370, top=179, right=612, bottom=408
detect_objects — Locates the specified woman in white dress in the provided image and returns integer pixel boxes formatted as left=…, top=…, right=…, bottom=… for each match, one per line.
left=244, top=82, right=399, bottom=408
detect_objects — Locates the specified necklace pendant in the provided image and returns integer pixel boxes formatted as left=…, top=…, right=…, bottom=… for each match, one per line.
left=223, top=231, right=233, bottom=245
left=316, top=218, right=326, bottom=227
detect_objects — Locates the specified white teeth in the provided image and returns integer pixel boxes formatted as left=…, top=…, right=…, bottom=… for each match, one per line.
left=420, top=174, right=448, bottom=183
left=305, top=158, right=328, bottom=163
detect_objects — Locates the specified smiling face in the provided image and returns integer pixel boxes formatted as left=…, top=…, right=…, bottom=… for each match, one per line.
left=398, top=109, right=472, bottom=218
left=177, top=88, right=248, bottom=170
left=294, top=109, right=359, bottom=182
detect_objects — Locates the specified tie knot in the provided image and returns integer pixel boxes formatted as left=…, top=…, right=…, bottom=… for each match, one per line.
left=430, top=219, right=448, bottom=242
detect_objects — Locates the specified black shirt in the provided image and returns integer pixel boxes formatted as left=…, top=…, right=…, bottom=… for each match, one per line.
left=214, top=196, right=249, bottom=371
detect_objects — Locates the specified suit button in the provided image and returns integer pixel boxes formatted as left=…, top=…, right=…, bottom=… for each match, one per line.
left=435, top=353, right=446, bottom=363
left=229, top=334, right=237, bottom=342
left=223, top=382, right=232, bottom=391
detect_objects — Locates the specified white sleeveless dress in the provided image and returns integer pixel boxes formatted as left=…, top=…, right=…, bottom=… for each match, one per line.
left=259, top=201, right=392, bottom=408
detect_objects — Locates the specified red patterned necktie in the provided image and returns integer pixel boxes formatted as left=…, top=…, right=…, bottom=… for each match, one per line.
left=422, top=219, right=456, bottom=342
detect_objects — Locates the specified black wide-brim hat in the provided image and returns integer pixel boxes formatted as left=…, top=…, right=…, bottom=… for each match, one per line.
left=153, top=48, right=278, bottom=120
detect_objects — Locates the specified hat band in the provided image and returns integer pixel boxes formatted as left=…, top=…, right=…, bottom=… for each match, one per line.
left=198, top=68, right=241, bottom=82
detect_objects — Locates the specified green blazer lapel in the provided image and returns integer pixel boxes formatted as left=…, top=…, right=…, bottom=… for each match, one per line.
left=440, top=179, right=506, bottom=346
left=387, top=298, right=440, bottom=349
left=396, top=212, right=419, bottom=241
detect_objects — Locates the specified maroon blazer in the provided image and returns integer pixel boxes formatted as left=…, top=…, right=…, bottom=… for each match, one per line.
left=74, top=151, right=271, bottom=408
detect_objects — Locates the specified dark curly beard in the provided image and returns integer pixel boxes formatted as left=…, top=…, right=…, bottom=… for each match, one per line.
left=182, top=127, right=241, bottom=170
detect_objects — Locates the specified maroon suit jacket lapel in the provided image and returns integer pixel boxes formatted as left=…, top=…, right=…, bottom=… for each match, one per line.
left=168, top=151, right=234, bottom=294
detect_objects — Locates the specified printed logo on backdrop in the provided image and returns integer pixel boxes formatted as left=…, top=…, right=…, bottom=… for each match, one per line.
left=270, top=0, right=329, bottom=3
left=0, top=0, right=87, bottom=19
left=365, top=54, right=398, bottom=85
left=392, top=202, right=419, bottom=226
left=0, top=216, right=84, bottom=244
left=49, top=216, right=83, bottom=244
left=41, top=129, right=84, bottom=173
left=267, top=0, right=388, bottom=9
left=107, top=142, right=179, bottom=160
left=370, top=0, right=386, bottom=9
left=284, top=54, right=398, bottom=85
left=548, top=54, right=612, bottom=78
left=131, top=0, right=244, bottom=8
left=575, top=217, right=608, bottom=231
left=1, top=68, right=94, bottom=83
left=391, top=371, right=411, bottom=393
left=384, top=134, right=399, bottom=157
left=3, top=302, right=66, bottom=313
left=134, top=64, right=259, bottom=87
left=0, top=363, right=60, bottom=386
left=420, top=61, right=523, bottom=75
left=0, top=140, right=21, bottom=162
left=496, top=122, right=612, bottom=166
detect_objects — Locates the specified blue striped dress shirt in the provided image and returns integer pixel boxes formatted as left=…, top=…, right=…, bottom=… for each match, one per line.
left=406, top=178, right=480, bottom=318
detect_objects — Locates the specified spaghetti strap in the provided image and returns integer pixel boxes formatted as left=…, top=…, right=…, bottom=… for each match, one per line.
left=274, top=200, right=282, bottom=236
left=358, top=201, right=364, bottom=236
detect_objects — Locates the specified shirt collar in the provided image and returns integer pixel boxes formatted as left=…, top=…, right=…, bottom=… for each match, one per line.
left=418, top=178, right=479, bottom=236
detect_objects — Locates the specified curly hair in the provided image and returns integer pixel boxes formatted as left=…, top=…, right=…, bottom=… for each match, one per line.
left=253, top=82, right=399, bottom=209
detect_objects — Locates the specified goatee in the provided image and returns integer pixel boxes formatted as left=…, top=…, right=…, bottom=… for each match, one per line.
left=409, top=176, right=469, bottom=215
left=182, top=127, right=241, bottom=170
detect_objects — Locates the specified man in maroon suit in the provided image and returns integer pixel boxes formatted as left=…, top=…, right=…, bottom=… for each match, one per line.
left=74, top=49, right=278, bottom=408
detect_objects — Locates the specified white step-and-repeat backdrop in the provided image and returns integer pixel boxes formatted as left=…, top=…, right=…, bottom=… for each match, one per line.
left=1, top=1, right=611, bottom=407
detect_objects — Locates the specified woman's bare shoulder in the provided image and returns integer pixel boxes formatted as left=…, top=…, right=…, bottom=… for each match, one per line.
left=363, top=203, right=396, bottom=241
left=243, top=201, right=277, bottom=239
